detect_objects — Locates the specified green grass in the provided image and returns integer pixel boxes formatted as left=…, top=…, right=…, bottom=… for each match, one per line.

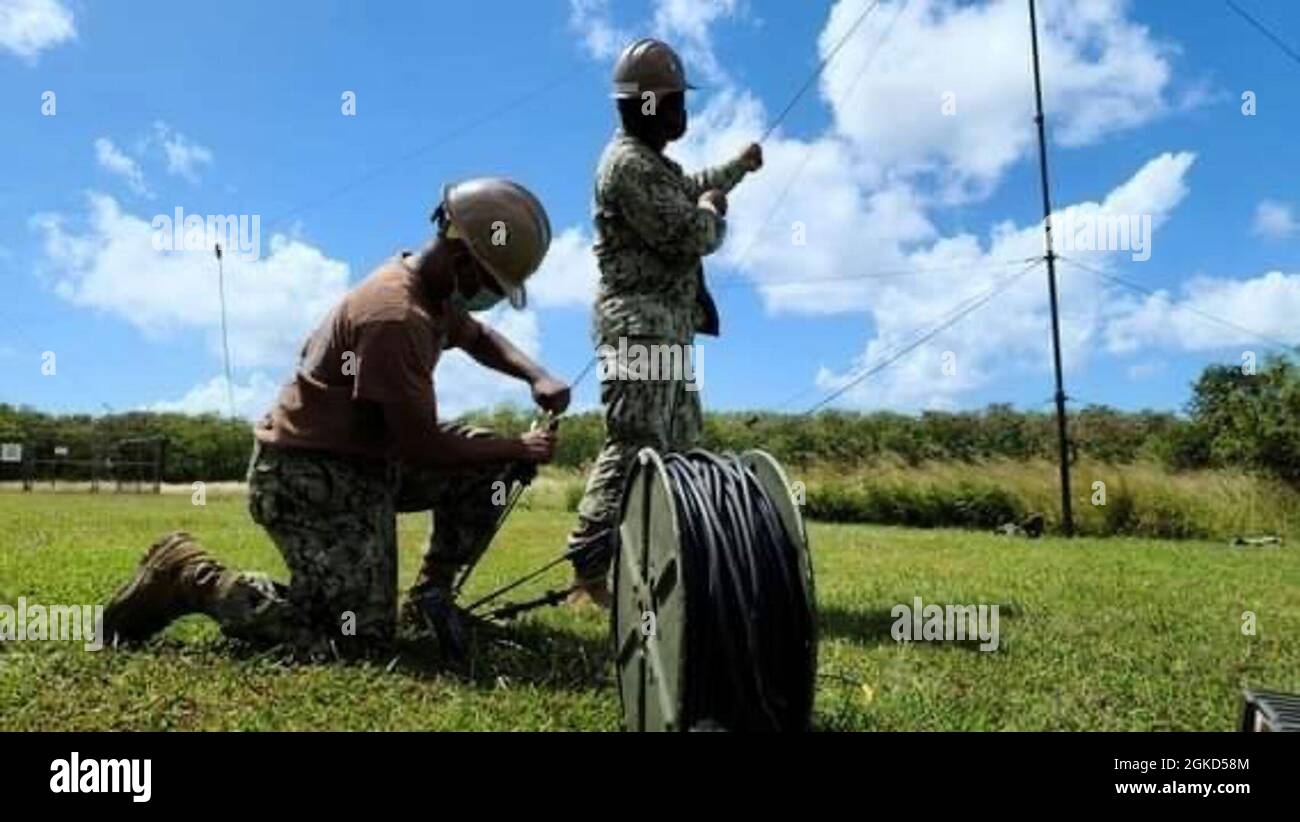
left=1, top=488, right=1296, bottom=730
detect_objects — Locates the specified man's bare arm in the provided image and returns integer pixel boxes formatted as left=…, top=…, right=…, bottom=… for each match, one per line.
left=463, top=325, right=571, bottom=414
left=382, top=400, right=554, bottom=467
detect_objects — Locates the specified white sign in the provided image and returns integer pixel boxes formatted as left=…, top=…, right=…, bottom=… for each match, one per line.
left=0, top=443, right=21, bottom=463
left=53, top=446, right=69, bottom=457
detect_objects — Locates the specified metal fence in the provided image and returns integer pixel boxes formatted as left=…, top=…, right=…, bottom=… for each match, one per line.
left=1, top=437, right=166, bottom=493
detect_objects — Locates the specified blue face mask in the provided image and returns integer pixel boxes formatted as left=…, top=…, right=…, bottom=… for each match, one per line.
left=447, top=240, right=506, bottom=312
left=449, top=275, right=504, bottom=314
left=452, top=280, right=506, bottom=313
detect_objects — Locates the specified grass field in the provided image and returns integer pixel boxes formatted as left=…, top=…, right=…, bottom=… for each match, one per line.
left=1, top=488, right=1296, bottom=731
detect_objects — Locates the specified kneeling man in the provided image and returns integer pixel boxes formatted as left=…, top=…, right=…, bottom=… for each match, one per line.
left=102, top=178, right=569, bottom=657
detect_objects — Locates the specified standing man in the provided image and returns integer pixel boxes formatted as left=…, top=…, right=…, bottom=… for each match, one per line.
left=566, top=38, right=763, bottom=605
left=102, top=178, right=570, bottom=657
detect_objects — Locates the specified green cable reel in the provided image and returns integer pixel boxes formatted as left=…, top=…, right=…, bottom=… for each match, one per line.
left=611, top=448, right=816, bottom=732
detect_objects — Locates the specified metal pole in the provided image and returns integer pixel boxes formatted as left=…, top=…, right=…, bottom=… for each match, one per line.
left=1027, top=0, right=1074, bottom=536
left=215, top=243, right=237, bottom=420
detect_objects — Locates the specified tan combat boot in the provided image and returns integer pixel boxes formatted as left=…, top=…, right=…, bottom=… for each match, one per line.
left=566, top=569, right=612, bottom=610
left=102, top=531, right=230, bottom=643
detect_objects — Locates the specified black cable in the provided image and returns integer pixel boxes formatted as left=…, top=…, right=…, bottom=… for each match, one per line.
left=261, top=63, right=588, bottom=236
left=734, top=0, right=909, bottom=270
left=760, top=0, right=882, bottom=143
left=709, top=256, right=1037, bottom=288
left=1224, top=0, right=1300, bottom=70
left=800, top=258, right=1042, bottom=415
left=662, top=450, right=814, bottom=732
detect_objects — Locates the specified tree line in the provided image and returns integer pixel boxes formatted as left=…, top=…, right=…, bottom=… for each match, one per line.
left=1, top=353, right=1296, bottom=485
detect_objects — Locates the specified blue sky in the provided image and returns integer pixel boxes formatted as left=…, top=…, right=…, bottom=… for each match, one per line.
left=2, top=0, right=1298, bottom=420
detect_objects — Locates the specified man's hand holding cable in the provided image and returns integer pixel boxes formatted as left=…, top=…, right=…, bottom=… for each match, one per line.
left=517, top=427, right=557, bottom=464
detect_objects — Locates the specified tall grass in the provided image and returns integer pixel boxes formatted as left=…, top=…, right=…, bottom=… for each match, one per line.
left=795, top=458, right=1296, bottom=539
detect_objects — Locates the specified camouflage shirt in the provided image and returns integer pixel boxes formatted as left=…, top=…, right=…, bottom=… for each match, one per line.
left=592, top=131, right=750, bottom=344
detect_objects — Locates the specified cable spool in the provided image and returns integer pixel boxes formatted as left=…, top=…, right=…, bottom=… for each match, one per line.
left=612, top=448, right=816, bottom=731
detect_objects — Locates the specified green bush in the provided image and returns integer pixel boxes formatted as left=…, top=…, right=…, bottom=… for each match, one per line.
left=1101, top=482, right=1139, bottom=535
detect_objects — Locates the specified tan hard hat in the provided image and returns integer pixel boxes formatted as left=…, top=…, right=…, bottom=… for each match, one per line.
left=440, top=178, right=552, bottom=310
left=612, top=37, right=695, bottom=100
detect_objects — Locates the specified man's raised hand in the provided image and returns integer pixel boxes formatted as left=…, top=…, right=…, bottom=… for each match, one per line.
left=699, top=189, right=729, bottom=216
left=531, top=374, right=571, bottom=415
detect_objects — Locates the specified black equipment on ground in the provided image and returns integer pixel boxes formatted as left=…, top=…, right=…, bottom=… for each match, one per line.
left=612, top=448, right=816, bottom=732
left=1241, top=689, right=1300, bottom=732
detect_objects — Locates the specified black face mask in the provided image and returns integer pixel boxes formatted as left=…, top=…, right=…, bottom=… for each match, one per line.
left=660, top=94, right=688, bottom=142
left=619, top=93, right=688, bottom=148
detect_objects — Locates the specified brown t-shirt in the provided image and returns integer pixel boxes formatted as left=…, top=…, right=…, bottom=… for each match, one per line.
left=254, top=254, right=481, bottom=460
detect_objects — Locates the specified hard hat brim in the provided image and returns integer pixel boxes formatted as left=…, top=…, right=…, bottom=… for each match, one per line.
left=611, top=81, right=698, bottom=100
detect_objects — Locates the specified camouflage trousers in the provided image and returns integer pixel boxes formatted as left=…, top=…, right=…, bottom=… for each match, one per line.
left=206, top=429, right=517, bottom=655
left=567, top=345, right=703, bottom=578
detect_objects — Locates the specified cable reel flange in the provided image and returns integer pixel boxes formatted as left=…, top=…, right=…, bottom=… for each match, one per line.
left=612, top=447, right=688, bottom=731
left=740, top=449, right=814, bottom=611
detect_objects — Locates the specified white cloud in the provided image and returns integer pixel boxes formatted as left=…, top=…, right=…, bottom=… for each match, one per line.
left=436, top=306, right=542, bottom=418
left=1103, top=270, right=1300, bottom=354
left=568, top=0, right=744, bottom=83
left=91, top=125, right=214, bottom=197
left=817, top=0, right=1176, bottom=199
left=1252, top=200, right=1298, bottom=241
left=148, top=372, right=281, bottom=420
left=569, top=0, right=630, bottom=60
left=151, top=321, right=547, bottom=422
left=0, top=0, right=74, bottom=61
left=94, top=138, right=150, bottom=197
left=684, top=98, right=1195, bottom=408
left=530, top=225, right=599, bottom=309
left=32, top=192, right=350, bottom=369
left=652, top=0, right=743, bottom=85
left=789, top=152, right=1195, bottom=409
left=149, top=121, right=214, bottom=183
left=35, top=193, right=547, bottom=419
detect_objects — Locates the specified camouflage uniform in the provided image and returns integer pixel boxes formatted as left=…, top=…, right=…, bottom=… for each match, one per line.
left=568, top=131, right=751, bottom=578
left=203, top=426, right=517, bottom=655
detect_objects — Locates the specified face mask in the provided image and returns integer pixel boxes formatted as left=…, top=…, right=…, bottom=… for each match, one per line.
left=662, top=94, right=688, bottom=142
left=664, top=109, right=687, bottom=141
left=454, top=286, right=505, bottom=313
left=444, top=225, right=506, bottom=312
left=453, top=263, right=507, bottom=312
